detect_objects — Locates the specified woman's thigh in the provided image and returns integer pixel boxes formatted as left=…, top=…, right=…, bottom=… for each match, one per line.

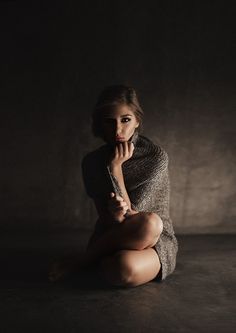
left=98, top=247, right=161, bottom=287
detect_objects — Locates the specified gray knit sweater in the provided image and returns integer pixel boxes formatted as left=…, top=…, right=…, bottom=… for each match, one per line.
left=82, top=131, right=178, bottom=280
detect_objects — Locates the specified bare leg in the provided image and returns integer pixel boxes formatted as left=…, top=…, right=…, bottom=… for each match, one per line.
left=98, top=248, right=161, bottom=287
left=48, top=212, right=163, bottom=283
left=83, top=212, right=163, bottom=267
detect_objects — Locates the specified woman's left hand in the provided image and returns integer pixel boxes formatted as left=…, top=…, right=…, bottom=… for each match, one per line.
left=109, top=141, right=134, bottom=168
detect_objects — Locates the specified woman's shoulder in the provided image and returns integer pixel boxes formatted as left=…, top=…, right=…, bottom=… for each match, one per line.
left=138, top=134, right=169, bottom=164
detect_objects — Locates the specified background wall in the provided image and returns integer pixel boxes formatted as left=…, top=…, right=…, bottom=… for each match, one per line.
left=1, top=1, right=235, bottom=233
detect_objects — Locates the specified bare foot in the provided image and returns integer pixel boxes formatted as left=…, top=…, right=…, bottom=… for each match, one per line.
left=48, top=254, right=87, bottom=282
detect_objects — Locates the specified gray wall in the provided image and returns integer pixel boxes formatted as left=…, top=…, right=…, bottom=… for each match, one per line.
left=1, top=2, right=235, bottom=233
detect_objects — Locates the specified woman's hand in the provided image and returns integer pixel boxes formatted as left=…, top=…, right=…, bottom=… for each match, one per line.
left=109, top=141, right=134, bottom=168
left=107, top=192, right=129, bottom=223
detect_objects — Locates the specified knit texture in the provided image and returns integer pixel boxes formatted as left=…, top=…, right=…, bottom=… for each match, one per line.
left=81, top=131, right=178, bottom=281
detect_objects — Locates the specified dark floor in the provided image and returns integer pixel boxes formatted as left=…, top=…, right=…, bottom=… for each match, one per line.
left=0, top=230, right=235, bottom=333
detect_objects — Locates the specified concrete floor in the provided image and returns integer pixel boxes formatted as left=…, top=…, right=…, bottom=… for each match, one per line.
left=0, top=231, right=235, bottom=333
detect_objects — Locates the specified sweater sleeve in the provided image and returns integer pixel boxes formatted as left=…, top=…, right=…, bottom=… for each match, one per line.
left=81, top=152, right=113, bottom=201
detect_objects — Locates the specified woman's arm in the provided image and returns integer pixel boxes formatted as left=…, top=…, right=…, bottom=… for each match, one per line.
left=92, top=162, right=138, bottom=226
left=93, top=195, right=130, bottom=226
left=109, top=164, right=137, bottom=214
left=108, top=141, right=138, bottom=214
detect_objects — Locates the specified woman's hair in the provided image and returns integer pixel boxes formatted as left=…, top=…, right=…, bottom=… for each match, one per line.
left=91, top=84, right=144, bottom=140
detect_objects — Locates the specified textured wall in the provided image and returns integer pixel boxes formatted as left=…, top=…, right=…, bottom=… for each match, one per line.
left=1, top=2, right=235, bottom=233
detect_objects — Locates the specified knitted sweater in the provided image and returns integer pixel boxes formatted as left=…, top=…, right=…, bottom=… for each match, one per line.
left=81, top=131, right=178, bottom=280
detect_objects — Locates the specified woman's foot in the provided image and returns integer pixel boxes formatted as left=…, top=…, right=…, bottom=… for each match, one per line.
left=48, top=254, right=87, bottom=282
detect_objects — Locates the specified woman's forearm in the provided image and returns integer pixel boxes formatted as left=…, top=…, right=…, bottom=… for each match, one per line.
left=109, top=163, right=136, bottom=213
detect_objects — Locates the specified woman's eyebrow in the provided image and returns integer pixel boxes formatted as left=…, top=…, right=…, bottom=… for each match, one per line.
left=104, top=114, right=133, bottom=118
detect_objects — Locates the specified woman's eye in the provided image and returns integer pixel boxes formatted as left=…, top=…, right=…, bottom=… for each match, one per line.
left=103, top=118, right=131, bottom=124
left=122, top=118, right=131, bottom=123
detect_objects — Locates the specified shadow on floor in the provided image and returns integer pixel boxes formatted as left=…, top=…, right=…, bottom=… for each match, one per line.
left=0, top=232, right=235, bottom=332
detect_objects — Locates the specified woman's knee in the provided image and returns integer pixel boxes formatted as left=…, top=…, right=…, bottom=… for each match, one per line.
left=136, top=212, right=163, bottom=241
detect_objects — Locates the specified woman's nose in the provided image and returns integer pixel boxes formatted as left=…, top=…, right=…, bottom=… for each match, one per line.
left=115, top=122, right=122, bottom=135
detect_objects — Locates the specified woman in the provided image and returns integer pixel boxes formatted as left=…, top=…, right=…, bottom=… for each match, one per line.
left=81, top=84, right=178, bottom=287
left=49, top=84, right=178, bottom=287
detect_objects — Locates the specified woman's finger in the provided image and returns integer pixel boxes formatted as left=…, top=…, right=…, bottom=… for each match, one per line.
left=114, top=194, right=124, bottom=202
left=115, top=204, right=128, bottom=212
left=124, top=141, right=129, bottom=157
left=109, top=193, right=122, bottom=201
left=113, top=201, right=127, bottom=210
left=115, top=201, right=127, bottom=208
left=128, top=141, right=134, bottom=156
left=115, top=145, right=119, bottom=158
left=118, top=142, right=123, bottom=157
left=130, top=141, right=134, bottom=151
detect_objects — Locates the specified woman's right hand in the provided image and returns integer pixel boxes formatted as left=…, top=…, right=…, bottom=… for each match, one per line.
left=107, top=192, right=129, bottom=223
left=109, top=141, right=135, bottom=169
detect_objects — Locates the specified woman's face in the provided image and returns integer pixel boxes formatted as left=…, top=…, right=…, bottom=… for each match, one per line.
left=102, top=104, right=139, bottom=144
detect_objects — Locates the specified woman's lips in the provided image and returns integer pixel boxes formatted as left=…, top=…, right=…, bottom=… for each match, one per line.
left=116, top=137, right=125, bottom=141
